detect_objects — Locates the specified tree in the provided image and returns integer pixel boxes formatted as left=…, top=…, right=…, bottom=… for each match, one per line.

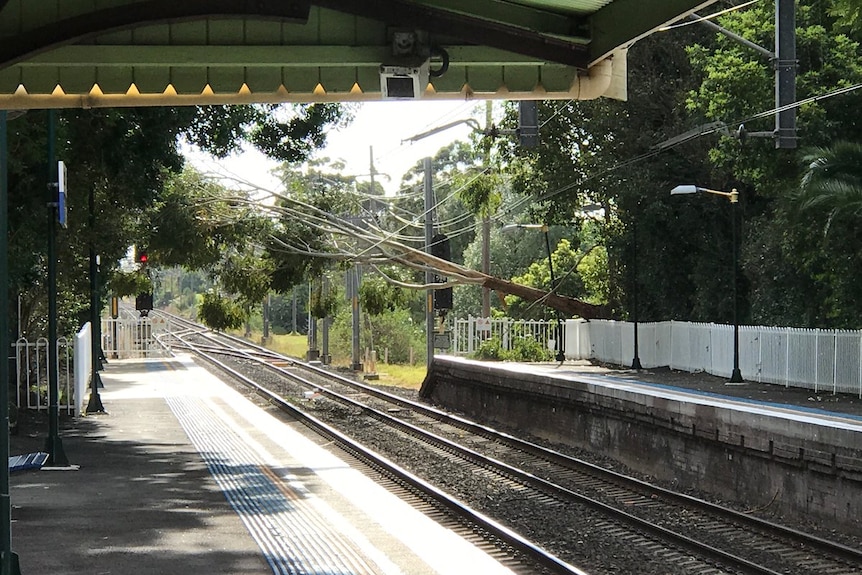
left=5, top=103, right=345, bottom=338
left=795, top=141, right=862, bottom=218
left=198, top=291, right=245, bottom=332
left=685, top=1, right=862, bottom=327
left=774, top=141, right=862, bottom=326
left=504, top=238, right=586, bottom=320
left=495, top=23, right=718, bottom=323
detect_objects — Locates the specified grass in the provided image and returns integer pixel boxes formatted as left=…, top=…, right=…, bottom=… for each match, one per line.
left=370, top=362, right=427, bottom=390
left=261, top=332, right=309, bottom=359
left=235, top=330, right=428, bottom=390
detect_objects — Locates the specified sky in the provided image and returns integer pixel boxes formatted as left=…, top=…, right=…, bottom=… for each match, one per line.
left=184, top=99, right=489, bottom=195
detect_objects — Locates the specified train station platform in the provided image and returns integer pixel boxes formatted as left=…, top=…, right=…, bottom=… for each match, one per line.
left=421, top=355, right=862, bottom=532
left=8, top=355, right=519, bottom=575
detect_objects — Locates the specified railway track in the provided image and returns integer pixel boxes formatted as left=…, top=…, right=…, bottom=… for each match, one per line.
left=156, top=312, right=862, bottom=575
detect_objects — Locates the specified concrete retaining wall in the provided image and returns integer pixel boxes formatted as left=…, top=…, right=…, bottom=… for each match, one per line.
left=420, top=356, right=862, bottom=529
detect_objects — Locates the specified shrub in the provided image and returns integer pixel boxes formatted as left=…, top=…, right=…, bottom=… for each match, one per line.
left=470, top=334, right=553, bottom=362
left=510, top=336, right=552, bottom=362
left=472, top=336, right=511, bottom=361
left=198, top=291, right=245, bottom=331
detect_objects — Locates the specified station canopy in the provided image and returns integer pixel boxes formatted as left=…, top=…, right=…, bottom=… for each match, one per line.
left=0, top=1, right=718, bottom=109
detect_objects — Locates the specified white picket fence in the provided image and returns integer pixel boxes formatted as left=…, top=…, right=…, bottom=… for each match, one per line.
left=453, top=317, right=862, bottom=397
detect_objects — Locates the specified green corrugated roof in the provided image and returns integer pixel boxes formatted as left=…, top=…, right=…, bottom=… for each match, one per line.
left=0, top=0, right=718, bottom=109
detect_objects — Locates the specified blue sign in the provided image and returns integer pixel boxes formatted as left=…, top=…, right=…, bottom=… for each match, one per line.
left=57, top=160, right=67, bottom=228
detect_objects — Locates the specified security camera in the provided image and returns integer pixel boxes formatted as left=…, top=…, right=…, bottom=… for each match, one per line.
left=380, top=61, right=430, bottom=99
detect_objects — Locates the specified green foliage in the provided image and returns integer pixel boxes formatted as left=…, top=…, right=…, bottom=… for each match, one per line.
left=359, top=268, right=411, bottom=316
left=686, top=2, right=862, bottom=185
left=219, top=252, right=275, bottom=309
left=267, top=287, right=308, bottom=333
left=577, top=246, right=610, bottom=305
left=504, top=238, right=588, bottom=319
left=198, top=291, right=245, bottom=332
left=265, top=165, right=355, bottom=293
left=795, top=141, right=862, bottom=219
left=309, top=277, right=339, bottom=319
left=458, top=171, right=502, bottom=217
left=149, top=168, right=273, bottom=270
left=109, top=270, right=153, bottom=298
left=470, top=335, right=552, bottom=362
left=328, top=306, right=425, bottom=364
left=830, top=0, right=862, bottom=33
left=185, top=104, right=347, bottom=162
left=510, top=336, right=553, bottom=362
left=773, top=141, right=862, bottom=325
left=472, top=336, right=508, bottom=360
left=5, top=100, right=343, bottom=340
left=680, top=1, right=862, bottom=328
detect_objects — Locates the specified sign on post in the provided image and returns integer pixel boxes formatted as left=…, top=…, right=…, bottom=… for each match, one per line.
left=433, top=331, right=451, bottom=350
left=57, top=160, right=68, bottom=228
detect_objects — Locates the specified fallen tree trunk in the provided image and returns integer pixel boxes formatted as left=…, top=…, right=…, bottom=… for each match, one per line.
left=480, top=275, right=610, bottom=320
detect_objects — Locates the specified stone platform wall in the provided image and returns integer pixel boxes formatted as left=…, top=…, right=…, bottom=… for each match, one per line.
left=420, top=357, right=862, bottom=529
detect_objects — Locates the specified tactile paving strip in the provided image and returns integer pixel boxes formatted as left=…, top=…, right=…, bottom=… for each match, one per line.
left=166, top=395, right=380, bottom=575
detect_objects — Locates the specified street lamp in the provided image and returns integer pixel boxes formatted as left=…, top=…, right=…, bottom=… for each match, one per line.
left=501, top=223, right=566, bottom=362
left=670, top=185, right=743, bottom=383
left=630, top=205, right=643, bottom=370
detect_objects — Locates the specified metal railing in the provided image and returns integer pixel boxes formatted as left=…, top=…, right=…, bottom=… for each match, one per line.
left=101, top=311, right=173, bottom=359
left=452, top=316, right=562, bottom=356
left=13, top=336, right=75, bottom=414
left=11, top=312, right=174, bottom=415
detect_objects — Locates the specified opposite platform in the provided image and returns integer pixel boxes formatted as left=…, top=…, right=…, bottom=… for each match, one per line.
left=9, top=355, right=518, bottom=575
left=422, top=355, right=862, bottom=531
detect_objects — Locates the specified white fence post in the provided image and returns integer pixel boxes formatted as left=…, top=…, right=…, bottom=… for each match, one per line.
left=74, top=323, right=91, bottom=416
left=453, top=315, right=862, bottom=396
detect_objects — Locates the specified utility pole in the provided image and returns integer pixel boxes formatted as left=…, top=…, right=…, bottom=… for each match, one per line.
left=424, top=157, right=435, bottom=370
left=369, top=146, right=376, bottom=195
left=45, top=110, right=68, bottom=466
left=481, top=101, right=492, bottom=318
left=262, top=293, right=270, bottom=342
left=775, top=0, right=796, bottom=149
left=321, top=277, right=330, bottom=364
left=306, top=280, right=318, bottom=361
left=291, top=288, right=297, bottom=333
left=350, top=266, right=362, bottom=370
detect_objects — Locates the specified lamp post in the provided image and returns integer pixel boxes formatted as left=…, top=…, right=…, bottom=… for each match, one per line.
left=1, top=110, right=24, bottom=575
left=630, top=210, right=642, bottom=370
left=671, top=185, right=743, bottom=383
left=501, top=223, right=566, bottom=362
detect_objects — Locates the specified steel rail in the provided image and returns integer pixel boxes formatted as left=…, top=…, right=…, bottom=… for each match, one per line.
left=176, top=333, right=586, bottom=575
left=158, top=311, right=862, bottom=573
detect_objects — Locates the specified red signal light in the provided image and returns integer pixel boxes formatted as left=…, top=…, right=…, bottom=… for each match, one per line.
left=137, top=251, right=148, bottom=263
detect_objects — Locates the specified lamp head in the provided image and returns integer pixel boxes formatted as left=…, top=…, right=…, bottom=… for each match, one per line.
left=501, top=223, right=546, bottom=232
left=670, top=185, right=698, bottom=195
